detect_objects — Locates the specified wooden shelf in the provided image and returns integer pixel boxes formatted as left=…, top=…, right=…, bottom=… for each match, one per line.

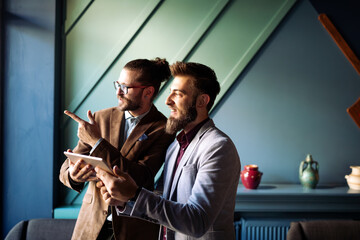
left=236, top=183, right=360, bottom=214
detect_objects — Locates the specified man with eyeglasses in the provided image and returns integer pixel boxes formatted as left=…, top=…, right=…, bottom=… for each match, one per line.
left=59, top=58, right=175, bottom=240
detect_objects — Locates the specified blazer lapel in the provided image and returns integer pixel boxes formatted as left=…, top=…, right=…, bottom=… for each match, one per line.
left=163, top=142, right=179, bottom=199
left=169, top=139, right=198, bottom=199
left=110, top=108, right=125, bottom=149
left=168, top=120, right=214, bottom=199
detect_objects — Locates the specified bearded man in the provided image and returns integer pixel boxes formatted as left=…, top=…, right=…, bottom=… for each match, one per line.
left=95, top=61, right=241, bottom=240
left=59, top=58, right=175, bottom=240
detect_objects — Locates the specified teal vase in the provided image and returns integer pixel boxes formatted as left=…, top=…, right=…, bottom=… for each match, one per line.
left=299, top=154, right=319, bottom=189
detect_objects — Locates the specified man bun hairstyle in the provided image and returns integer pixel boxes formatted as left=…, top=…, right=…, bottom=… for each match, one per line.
left=170, top=62, right=220, bottom=111
left=124, top=57, right=171, bottom=99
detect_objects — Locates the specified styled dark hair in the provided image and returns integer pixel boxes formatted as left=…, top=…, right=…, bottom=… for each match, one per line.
left=124, top=57, right=171, bottom=99
left=170, top=62, right=220, bottom=111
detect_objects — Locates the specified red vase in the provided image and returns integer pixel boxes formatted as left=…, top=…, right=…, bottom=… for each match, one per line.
left=241, top=165, right=263, bottom=189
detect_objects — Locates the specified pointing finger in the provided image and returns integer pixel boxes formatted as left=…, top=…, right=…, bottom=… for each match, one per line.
left=64, top=110, right=85, bottom=124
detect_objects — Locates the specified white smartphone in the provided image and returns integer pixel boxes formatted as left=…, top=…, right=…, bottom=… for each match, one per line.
left=64, top=151, right=113, bottom=174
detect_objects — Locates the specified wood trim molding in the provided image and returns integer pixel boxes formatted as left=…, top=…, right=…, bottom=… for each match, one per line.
left=319, top=13, right=360, bottom=76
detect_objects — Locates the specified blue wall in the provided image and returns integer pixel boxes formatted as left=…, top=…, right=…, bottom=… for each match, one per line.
left=2, top=0, right=56, bottom=237
left=212, top=0, right=360, bottom=184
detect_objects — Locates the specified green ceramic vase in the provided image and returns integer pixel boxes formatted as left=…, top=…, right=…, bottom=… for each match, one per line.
left=299, top=154, right=319, bottom=189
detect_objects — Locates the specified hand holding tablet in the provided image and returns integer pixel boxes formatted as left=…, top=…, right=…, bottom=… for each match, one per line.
left=64, top=151, right=113, bottom=174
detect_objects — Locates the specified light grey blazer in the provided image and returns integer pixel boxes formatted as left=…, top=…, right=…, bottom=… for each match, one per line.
left=130, top=119, right=241, bottom=240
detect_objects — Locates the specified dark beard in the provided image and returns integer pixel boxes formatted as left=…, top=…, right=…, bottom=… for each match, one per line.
left=165, top=100, right=197, bottom=135
left=118, top=94, right=141, bottom=112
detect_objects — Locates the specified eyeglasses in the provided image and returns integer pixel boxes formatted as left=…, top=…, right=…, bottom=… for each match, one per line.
left=113, top=81, right=148, bottom=94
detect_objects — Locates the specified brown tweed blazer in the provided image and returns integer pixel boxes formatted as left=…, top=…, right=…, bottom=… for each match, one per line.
left=59, top=105, right=174, bottom=240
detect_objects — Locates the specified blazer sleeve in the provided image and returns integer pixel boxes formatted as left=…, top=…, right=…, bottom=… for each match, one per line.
left=130, top=136, right=240, bottom=238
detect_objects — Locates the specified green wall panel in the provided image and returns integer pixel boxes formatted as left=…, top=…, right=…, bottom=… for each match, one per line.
left=59, top=0, right=296, bottom=214
left=65, top=0, right=162, bottom=112
left=65, top=0, right=229, bottom=112
left=154, top=0, right=296, bottom=116
left=63, top=0, right=229, bottom=148
left=65, top=0, right=93, bottom=33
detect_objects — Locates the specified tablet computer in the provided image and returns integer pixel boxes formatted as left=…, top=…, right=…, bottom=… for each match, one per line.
left=64, top=151, right=113, bottom=174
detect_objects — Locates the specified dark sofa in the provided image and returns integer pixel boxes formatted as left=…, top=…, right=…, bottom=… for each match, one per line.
left=5, top=218, right=76, bottom=240
left=287, top=220, right=360, bottom=240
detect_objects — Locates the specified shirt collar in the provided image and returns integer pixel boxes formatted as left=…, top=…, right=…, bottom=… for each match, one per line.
left=124, top=107, right=151, bottom=122
left=176, top=118, right=209, bottom=148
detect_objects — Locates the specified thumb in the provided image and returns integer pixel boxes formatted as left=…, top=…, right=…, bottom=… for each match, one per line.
left=113, top=165, right=127, bottom=180
left=95, top=166, right=113, bottom=185
left=87, top=110, right=95, bottom=124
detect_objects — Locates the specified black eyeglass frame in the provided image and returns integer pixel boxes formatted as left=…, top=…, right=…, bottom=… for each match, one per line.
left=113, top=81, right=148, bottom=94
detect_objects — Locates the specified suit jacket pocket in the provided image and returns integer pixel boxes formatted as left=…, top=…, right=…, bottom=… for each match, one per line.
left=177, top=164, right=197, bottom=202
left=83, top=193, right=93, bottom=204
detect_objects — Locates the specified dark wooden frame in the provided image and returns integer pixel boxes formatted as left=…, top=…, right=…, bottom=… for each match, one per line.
left=319, top=13, right=360, bottom=75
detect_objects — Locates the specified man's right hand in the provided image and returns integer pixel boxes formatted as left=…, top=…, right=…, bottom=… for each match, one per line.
left=67, top=149, right=97, bottom=183
left=95, top=165, right=138, bottom=203
left=64, top=110, right=101, bottom=147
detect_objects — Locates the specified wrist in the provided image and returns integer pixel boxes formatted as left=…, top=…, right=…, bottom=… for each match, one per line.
left=130, top=186, right=142, bottom=202
left=68, top=172, right=84, bottom=186
left=92, top=138, right=103, bottom=147
left=90, top=137, right=100, bottom=147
